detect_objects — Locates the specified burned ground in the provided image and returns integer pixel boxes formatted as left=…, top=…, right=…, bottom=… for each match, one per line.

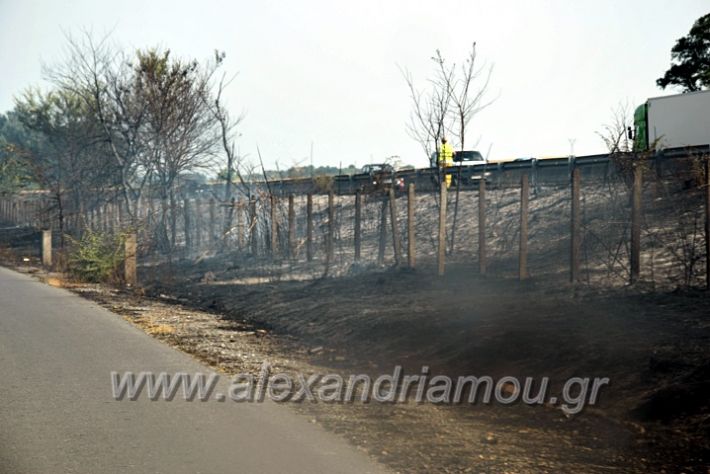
left=2, top=162, right=709, bottom=472
left=123, top=255, right=710, bottom=473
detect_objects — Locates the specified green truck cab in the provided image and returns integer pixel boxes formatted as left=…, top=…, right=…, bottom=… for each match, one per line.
left=633, top=103, right=648, bottom=152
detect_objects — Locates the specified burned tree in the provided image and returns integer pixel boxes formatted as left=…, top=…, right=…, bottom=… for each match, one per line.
left=135, top=48, right=220, bottom=254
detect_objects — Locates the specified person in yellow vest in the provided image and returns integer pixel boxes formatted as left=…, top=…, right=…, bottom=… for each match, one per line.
left=438, top=137, right=454, bottom=189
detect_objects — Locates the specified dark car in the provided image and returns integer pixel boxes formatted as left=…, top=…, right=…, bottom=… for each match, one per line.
left=360, top=164, right=404, bottom=193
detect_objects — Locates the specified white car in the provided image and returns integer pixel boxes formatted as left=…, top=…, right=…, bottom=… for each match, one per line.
left=451, top=151, right=491, bottom=186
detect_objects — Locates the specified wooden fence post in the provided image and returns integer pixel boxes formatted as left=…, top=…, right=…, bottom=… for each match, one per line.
left=389, top=187, right=402, bottom=265
left=519, top=174, right=529, bottom=280
left=194, top=197, right=202, bottom=251
left=354, top=191, right=362, bottom=262
left=147, top=198, right=155, bottom=235
left=183, top=198, right=192, bottom=252
left=288, top=194, right=296, bottom=259
left=237, top=200, right=244, bottom=251
left=438, top=182, right=447, bottom=276
left=249, top=197, right=258, bottom=256
left=478, top=179, right=486, bottom=275
left=570, top=167, right=581, bottom=283
left=105, top=204, right=112, bottom=233
left=42, top=229, right=52, bottom=267
left=270, top=194, right=278, bottom=257
left=124, top=233, right=137, bottom=287
left=306, top=194, right=314, bottom=261
left=377, top=198, right=387, bottom=265
left=630, top=163, right=642, bottom=283
left=223, top=198, right=234, bottom=248
left=326, top=192, right=335, bottom=266
left=209, top=198, right=216, bottom=247
left=117, top=201, right=125, bottom=230
left=407, top=183, right=416, bottom=268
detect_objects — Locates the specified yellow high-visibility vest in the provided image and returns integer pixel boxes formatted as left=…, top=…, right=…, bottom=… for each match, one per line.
left=438, top=142, right=454, bottom=167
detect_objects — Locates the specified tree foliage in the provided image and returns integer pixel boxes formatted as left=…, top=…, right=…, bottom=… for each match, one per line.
left=0, top=111, right=37, bottom=193
left=2, top=31, right=240, bottom=254
left=401, top=43, right=493, bottom=163
left=657, top=13, right=710, bottom=92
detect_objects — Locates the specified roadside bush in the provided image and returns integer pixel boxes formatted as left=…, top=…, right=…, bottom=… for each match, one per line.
left=313, top=175, right=334, bottom=193
left=66, top=230, right=125, bottom=283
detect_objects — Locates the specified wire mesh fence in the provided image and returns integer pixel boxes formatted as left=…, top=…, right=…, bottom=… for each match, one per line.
left=1, top=154, right=708, bottom=290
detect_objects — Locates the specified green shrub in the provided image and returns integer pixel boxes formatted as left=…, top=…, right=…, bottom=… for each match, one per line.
left=67, top=230, right=125, bottom=283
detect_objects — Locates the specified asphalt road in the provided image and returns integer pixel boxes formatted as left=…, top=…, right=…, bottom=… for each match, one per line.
left=0, top=266, right=386, bottom=474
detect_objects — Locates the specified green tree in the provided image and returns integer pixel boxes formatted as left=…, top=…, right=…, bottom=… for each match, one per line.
left=14, top=88, right=117, bottom=239
left=0, top=111, right=37, bottom=193
left=657, top=13, right=710, bottom=92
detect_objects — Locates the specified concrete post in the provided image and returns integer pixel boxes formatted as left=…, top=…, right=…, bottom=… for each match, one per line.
left=124, top=233, right=137, bottom=287
left=42, top=229, right=52, bottom=267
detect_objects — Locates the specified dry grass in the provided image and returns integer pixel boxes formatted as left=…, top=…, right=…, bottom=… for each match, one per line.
left=131, top=316, right=176, bottom=336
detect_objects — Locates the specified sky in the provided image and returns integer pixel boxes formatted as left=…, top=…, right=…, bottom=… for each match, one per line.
left=0, top=0, right=707, bottom=169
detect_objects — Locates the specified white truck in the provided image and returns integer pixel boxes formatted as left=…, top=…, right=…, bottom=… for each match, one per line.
left=633, top=90, right=710, bottom=151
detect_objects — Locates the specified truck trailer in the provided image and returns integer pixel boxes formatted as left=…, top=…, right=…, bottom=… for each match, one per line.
left=633, top=90, right=710, bottom=152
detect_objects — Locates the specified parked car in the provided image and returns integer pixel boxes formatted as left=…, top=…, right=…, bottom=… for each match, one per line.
left=360, top=164, right=405, bottom=193
left=450, top=150, right=491, bottom=186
